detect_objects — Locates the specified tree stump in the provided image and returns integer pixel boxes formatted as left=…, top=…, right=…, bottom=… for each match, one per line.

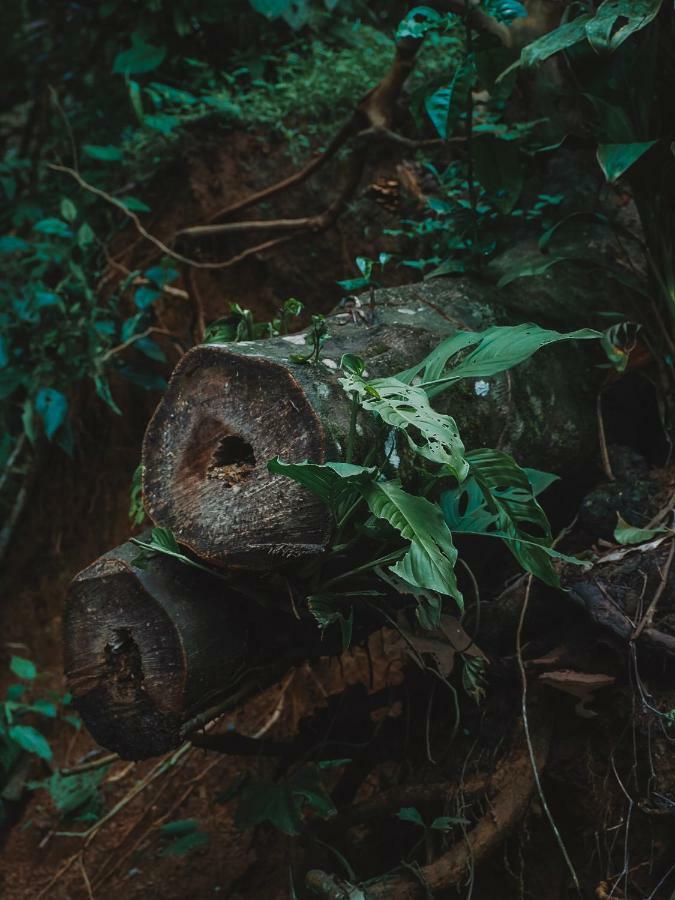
left=143, top=280, right=600, bottom=567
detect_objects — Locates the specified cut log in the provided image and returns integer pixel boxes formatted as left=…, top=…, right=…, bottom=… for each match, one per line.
left=143, top=279, right=602, bottom=567
left=64, top=539, right=351, bottom=759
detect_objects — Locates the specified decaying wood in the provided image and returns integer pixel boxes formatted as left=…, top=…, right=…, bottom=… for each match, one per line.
left=64, top=538, right=361, bottom=759
left=143, top=279, right=601, bottom=567
left=566, top=537, right=675, bottom=671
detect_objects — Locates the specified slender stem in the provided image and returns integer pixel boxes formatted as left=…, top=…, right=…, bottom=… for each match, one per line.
left=463, top=25, right=479, bottom=260
left=346, top=392, right=359, bottom=464
left=319, top=548, right=406, bottom=591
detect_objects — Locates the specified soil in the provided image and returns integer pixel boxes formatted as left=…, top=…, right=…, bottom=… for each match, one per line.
left=1, top=129, right=675, bottom=900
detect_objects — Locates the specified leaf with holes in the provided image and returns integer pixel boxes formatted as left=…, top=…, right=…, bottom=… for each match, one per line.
left=441, top=449, right=585, bottom=585
left=585, top=0, right=663, bottom=52
left=339, top=373, right=468, bottom=480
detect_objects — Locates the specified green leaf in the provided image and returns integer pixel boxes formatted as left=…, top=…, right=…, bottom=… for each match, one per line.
left=613, top=515, right=669, bottom=546
left=424, top=61, right=472, bottom=140
left=430, top=815, right=470, bottom=830
left=362, top=480, right=463, bottom=607
left=10, top=656, right=37, bottom=681
left=596, top=142, right=657, bottom=182
left=113, top=32, right=167, bottom=75
left=496, top=255, right=575, bottom=289
left=161, top=830, right=210, bottom=856
left=236, top=780, right=301, bottom=835
left=0, top=235, right=30, bottom=254
left=82, top=144, right=123, bottom=162
left=161, top=818, right=200, bottom=836
left=267, top=459, right=376, bottom=516
left=44, top=768, right=106, bottom=815
left=60, top=199, right=77, bottom=223
left=9, top=725, right=52, bottom=760
left=33, top=218, right=72, bottom=238
left=94, top=376, right=122, bottom=416
left=120, top=196, right=151, bottom=213
left=441, top=449, right=583, bottom=586
left=519, top=14, right=592, bottom=68
left=339, top=373, right=468, bottom=480
left=396, top=6, right=443, bottom=40
left=144, top=113, right=179, bottom=135
left=236, top=765, right=335, bottom=836
left=399, top=324, right=600, bottom=398
left=585, top=0, right=663, bottom=52
left=396, top=806, right=425, bottom=826
left=35, top=387, right=68, bottom=440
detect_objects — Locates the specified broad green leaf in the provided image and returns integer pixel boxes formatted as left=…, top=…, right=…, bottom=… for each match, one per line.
left=441, top=449, right=584, bottom=585
left=9, top=725, right=52, bottom=760
left=424, top=61, right=472, bottom=140
left=339, top=373, right=468, bottom=480
left=399, top=324, right=600, bottom=398
left=585, top=0, right=663, bottom=52
left=513, top=14, right=592, bottom=71
left=82, top=144, right=123, bottom=162
left=10, top=656, right=36, bottom=681
left=267, top=459, right=375, bottom=515
left=362, top=480, right=463, bottom=607
left=596, top=142, right=657, bottom=182
left=35, top=387, right=68, bottom=439
left=613, top=515, right=669, bottom=546
left=113, top=33, right=167, bottom=75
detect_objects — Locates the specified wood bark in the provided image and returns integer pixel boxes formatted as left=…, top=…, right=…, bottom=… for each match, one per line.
left=142, top=278, right=603, bottom=568
left=63, top=538, right=354, bottom=759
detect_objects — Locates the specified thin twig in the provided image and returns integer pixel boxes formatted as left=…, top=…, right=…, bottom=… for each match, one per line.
left=631, top=538, right=675, bottom=641
left=60, top=752, right=119, bottom=777
left=516, top=574, right=581, bottom=895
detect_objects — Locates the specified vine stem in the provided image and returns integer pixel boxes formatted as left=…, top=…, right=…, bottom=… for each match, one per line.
left=516, top=574, right=581, bottom=895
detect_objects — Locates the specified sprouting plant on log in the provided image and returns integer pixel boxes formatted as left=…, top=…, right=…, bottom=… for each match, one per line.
left=271, top=322, right=604, bottom=633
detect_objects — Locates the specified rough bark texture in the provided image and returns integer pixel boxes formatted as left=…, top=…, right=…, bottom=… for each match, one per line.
left=143, top=277, right=602, bottom=567
left=63, top=539, right=343, bottom=759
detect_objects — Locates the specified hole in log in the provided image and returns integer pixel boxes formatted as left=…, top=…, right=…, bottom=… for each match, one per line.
left=104, top=627, right=145, bottom=702
left=208, top=432, right=256, bottom=486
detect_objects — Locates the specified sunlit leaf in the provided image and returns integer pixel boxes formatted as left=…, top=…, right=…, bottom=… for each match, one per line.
left=613, top=515, right=669, bottom=546
left=9, top=725, right=52, bottom=760
left=596, top=142, right=657, bottom=182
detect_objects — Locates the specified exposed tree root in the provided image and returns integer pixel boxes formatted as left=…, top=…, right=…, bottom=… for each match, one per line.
left=307, top=720, right=551, bottom=899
